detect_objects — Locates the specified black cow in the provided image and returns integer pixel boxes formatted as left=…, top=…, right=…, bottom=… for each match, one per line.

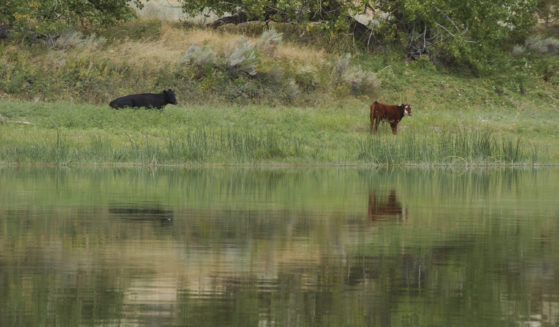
left=109, top=89, right=177, bottom=109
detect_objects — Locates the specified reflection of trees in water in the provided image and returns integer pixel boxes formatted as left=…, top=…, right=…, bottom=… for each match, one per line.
left=1, top=166, right=559, bottom=326
left=0, top=255, right=127, bottom=326
left=172, top=208, right=314, bottom=245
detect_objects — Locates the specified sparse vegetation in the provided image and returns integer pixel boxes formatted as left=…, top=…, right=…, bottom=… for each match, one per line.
left=0, top=20, right=388, bottom=104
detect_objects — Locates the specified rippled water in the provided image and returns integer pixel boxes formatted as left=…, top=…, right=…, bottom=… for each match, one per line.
left=1, top=168, right=558, bottom=327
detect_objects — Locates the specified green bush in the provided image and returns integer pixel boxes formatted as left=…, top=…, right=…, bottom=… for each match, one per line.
left=341, top=66, right=380, bottom=95
left=294, top=65, right=319, bottom=92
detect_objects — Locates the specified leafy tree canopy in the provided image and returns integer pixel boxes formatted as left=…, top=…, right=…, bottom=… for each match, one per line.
left=180, top=0, right=540, bottom=73
left=376, top=0, right=538, bottom=72
left=0, top=0, right=145, bottom=36
left=181, top=0, right=370, bottom=29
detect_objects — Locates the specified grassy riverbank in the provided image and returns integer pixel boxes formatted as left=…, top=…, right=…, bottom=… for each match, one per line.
left=1, top=20, right=558, bottom=166
left=0, top=99, right=556, bottom=166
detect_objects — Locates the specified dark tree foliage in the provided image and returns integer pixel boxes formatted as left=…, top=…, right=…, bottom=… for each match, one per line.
left=181, top=0, right=368, bottom=30
left=180, top=0, right=541, bottom=73
left=536, top=0, right=559, bottom=24
left=375, top=0, right=538, bottom=72
left=0, top=0, right=145, bottom=37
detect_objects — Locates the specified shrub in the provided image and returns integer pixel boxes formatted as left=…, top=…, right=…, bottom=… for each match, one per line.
left=333, top=53, right=351, bottom=78
left=222, top=78, right=261, bottom=102
left=341, top=66, right=380, bottom=94
left=54, top=31, right=106, bottom=50
left=257, top=28, right=282, bottom=56
left=178, top=43, right=218, bottom=67
left=511, top=45, right=526, bottom=57
left=525, top=37, right=559, bottom=55
left=226, top=37, right=259, bottom=76
left=295, top=65, right=319, bottom=91
left=285, top=79, right=300, bottom=102
left=265, top=65, right=284, bottom=84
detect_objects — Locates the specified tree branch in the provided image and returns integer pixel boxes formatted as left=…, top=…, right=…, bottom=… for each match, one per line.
left=434, top=22, right=477, bottom=44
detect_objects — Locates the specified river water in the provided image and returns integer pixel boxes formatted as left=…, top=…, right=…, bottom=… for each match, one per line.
left=1, top=168, right=558, bottom=326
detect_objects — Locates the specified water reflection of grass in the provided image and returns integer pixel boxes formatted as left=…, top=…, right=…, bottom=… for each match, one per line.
left=1, top=168, right=558, bottom=326
left=0, top=101, right=556, bottom=165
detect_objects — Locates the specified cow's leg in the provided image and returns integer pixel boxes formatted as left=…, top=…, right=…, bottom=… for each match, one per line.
left=374, top=119, right=380, bottom=134
left=370, top=106, right=375, bottom=135
left=390, top=122, right=398, bottom=135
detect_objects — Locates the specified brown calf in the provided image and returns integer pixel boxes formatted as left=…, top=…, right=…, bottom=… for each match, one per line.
left=370, top=101, right=412, bottom=135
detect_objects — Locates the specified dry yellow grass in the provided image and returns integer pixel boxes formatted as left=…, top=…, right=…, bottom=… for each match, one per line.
left=69, top=21, right=328, bottom=67
left=276, top=44, right=328, bottom=65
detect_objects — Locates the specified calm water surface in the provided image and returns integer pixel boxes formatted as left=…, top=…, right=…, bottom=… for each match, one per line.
left=1, top=168, right=558, bottom=327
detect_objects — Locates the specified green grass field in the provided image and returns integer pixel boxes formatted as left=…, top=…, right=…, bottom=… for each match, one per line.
left=0, top=98, right=556, bottom=166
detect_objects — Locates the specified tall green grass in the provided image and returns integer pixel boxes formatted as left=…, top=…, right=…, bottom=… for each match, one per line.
left=357, top=132, right=540, bottom=165
left=0, top=124, right=546, bottom=166
left=0, top=127, right=306, bottom=165
left=0, top=101, right=555, bottom=166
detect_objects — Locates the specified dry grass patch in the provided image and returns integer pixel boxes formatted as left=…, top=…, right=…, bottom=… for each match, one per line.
left=182, top=27, right=328, bottom=64
left=276, top=44, right=328, bottom=64
left=66, top=22, right=329, bottom=68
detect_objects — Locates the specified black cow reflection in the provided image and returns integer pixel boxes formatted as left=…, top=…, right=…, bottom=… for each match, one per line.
left=109, top=205, right=173, bottom=225
left=368, top=190, right=408, bottom=222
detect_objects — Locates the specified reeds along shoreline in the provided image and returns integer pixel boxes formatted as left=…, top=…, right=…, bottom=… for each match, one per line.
left=0, top=125, right=545, bottom=166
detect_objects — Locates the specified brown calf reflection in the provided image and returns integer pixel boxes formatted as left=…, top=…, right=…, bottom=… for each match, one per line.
left=368, top=190, right=408, bottom=222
